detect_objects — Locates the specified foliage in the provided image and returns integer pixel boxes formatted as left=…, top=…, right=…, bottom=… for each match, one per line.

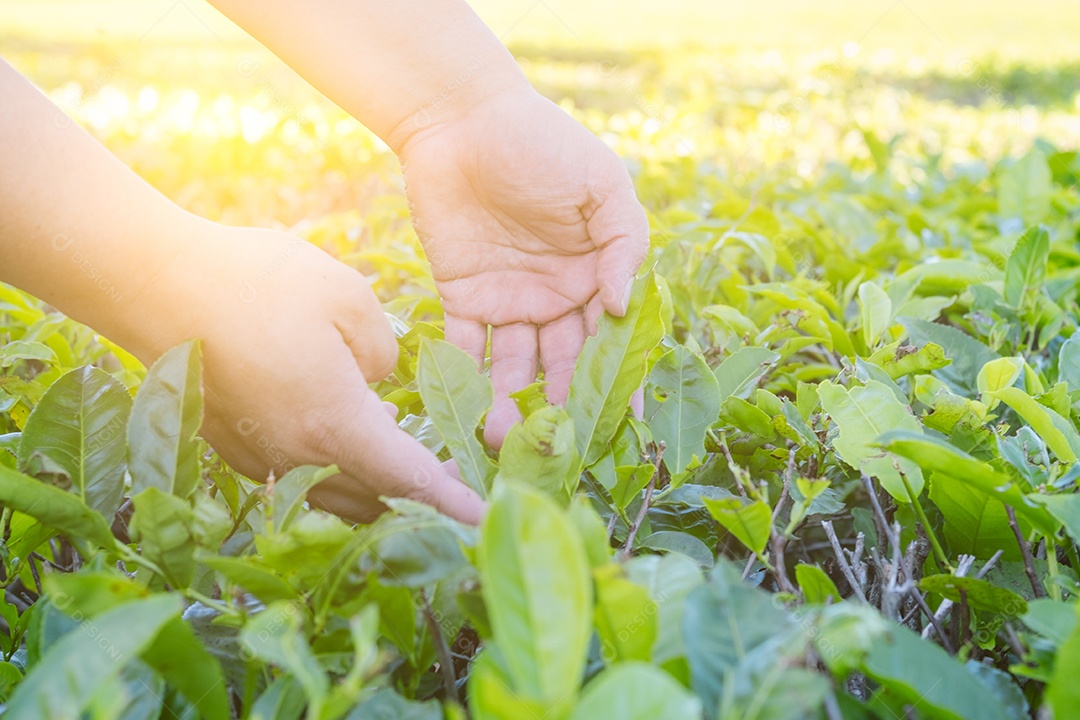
left=1, top=36, right=1080, bottom=720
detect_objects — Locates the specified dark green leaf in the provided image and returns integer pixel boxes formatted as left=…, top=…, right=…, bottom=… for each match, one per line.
left=18, top=366, right=131, bottom=515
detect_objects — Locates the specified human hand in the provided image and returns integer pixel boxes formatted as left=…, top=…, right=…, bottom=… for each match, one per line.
left=122, top=221, right=484, bottom=524
left=398, top=87, right=649, bottom=448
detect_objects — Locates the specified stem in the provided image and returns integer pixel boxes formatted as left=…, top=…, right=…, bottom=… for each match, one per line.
left=183, top=588, right=237, bottom=617
left=1046, top=539, right=1062, bottom=601
left=1005, top=505, right=1046, bottom=599
left=621, top=442, right=664, bottom=554
left=421, top=590, right=458, bottom=704
left=622, top=477, right=656, bottom=553
left=821, top=520, right=867, bottom=603
left=900, top=471, right=950, bottom=571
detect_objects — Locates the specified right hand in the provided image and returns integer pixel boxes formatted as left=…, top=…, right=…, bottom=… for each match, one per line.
left=123, top=221, right=484, bottom=524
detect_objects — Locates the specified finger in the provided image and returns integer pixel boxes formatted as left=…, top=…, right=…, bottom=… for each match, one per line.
left=539, top=311, right=586, bottom=405
left=336, top=273, right=399, bottom=381
left=445, top=314, right=487, bottom=367
left=382, top=401, right=399, bottom=420
left=631, top=387, right=644, bottom=419
left=587, top=178, right=650, bottom=317
left=326, top=386, right=486, bottom=524
left=484, top=323, right=539, bottom=449
left=585, top=293, right=605, bottom=337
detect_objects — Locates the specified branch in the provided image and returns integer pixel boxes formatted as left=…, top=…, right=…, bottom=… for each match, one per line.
left=621, top=442, right=664, bottom=554
left=421, top=590, right=458, bottom=704
left=822, top=520, right=867, bottom=603
left=1006, top=505, right=1046, bottom=599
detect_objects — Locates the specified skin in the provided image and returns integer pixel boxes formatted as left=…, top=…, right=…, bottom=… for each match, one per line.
left=0, top=0, right=648, bottom=524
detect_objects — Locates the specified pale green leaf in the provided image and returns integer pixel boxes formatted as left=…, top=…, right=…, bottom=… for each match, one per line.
left=645, top=345, right=721, bottom=479
left=417, top=338, right=494, bottom=496
left=568, top=275, right=664, bottom=466
left=818, top=380, right=924, bottom=501
left=477, top=482, right=591, bottom=710
left=858, top=281, right=892, bottom=348
left=569, top=662, right=701, bottom=720
left=128, top=340, right=204, bottom=498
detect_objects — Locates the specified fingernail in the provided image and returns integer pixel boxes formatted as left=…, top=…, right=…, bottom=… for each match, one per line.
left=620, top=277, right=634, bottom=315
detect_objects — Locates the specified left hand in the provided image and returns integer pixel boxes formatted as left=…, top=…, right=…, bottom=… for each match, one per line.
left=399, top=87, right=649, bottom=447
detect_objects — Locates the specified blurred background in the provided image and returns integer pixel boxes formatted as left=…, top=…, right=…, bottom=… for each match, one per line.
left=3, top=0, right=1080, bottom=306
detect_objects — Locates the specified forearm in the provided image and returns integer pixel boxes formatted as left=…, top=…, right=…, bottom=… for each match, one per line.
left=208, top=0, right=531, bottom=153
left=0, top=59, right=203, bottom=360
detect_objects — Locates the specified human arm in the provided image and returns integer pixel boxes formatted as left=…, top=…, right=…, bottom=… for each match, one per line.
left=0, top=59, right=483, bottom=523
left=208, top=0, right=650, bottom=446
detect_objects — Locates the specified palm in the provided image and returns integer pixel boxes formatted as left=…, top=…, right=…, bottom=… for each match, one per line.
left=400, top=89, right=648, bottom=445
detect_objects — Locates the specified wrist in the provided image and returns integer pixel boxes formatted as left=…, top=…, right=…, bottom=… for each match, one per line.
left=383, top=62, right=533, bottom=156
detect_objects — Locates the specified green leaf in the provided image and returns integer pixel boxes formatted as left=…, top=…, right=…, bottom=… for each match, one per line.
left=200, top=554, right=300, bottom=603
left=6, top=595, right=181, bottom=718
left=141, top=618, right=232, bottom=720
left=0, top=340, right=56, bottom=367
left=1048, top=602, right=1080, bottom=716
left=920, top=574, right=1028, bottom=616
left=1030, top=494, right=1080, bottom=546
left=881, top=432, right=1059, bottom=537
left=976, top=357, right=1024, bottom=395
left=795, top=564, right=841, bottom=604
left=818, top=380, right=925, bottom=501
left=130, top=487, right=196, bottom=588
left=0, top=463, right=115, bottom=549
left=241, top=601, right=328, bottom=705
left=998, top=150, right=1052, bottom=225
left=569, top=274, right=664, bottom=466
left=899, top=318, right=999, bottom=397
left=593, top=565, right=657, bottom=663
left=18, top=366, right=131, bottom=516
left=645, top=345, right=721, bottom=479
left=638, top=531, right=714, bottom=568
left=1059, top=331, right=1080, bottom=391
left=569, top=662, right=702, bottom=720
left=858, top=281, right=892, bottom=348
left=1004, top=226, right=1051, bottom=308
left=477, top=482, right=591, bottom=710
left=929, top=475, right=1021, bottom=560
left=496, top=405, right=580, bottom=502
left=270, top=464, right=338, bottom=532
left=702, top=497, right=771, bottom=556
left=416, top=338, right=495, bottom=496
left=610, top=463, right=656, bottom=511
left=714, top=347, right=780, bottom=402
left=989, top=386, right=1080, bottom=462
left=683, top=562, right=794, bottom=718
left=128, top=340, right=204, bottom=498
left=860, top=624, right=1013, bottom=720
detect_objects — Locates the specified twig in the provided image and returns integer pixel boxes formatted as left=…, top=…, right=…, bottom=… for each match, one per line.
left=622, top=442, right=664, bottom=553
left=822, top=520, right=867, bottom=603
left=421, top=590, right=458, bottom=704
left=770, top=453, right=797, bottom=594
left=861, top=473, right=891, bottom=551
left=907, top=586, right=954, bottom=654
left=605, top=511, right=619, bottom=541
left=974, top=550, right=1004, bottom=580
left=1006, top=505, right=1046, bottom=599
left=27, top=555, right=42, bottom=597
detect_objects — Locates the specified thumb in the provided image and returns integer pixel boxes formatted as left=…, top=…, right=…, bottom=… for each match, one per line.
left=336, top=272, right=400, bottom=381
left=587, top=170, right=650, bottom=317
left=328, top=385, right=486, bottom=525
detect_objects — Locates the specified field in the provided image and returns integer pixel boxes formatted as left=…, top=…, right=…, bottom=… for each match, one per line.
left=1, top=1, right=1080, bottom=718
